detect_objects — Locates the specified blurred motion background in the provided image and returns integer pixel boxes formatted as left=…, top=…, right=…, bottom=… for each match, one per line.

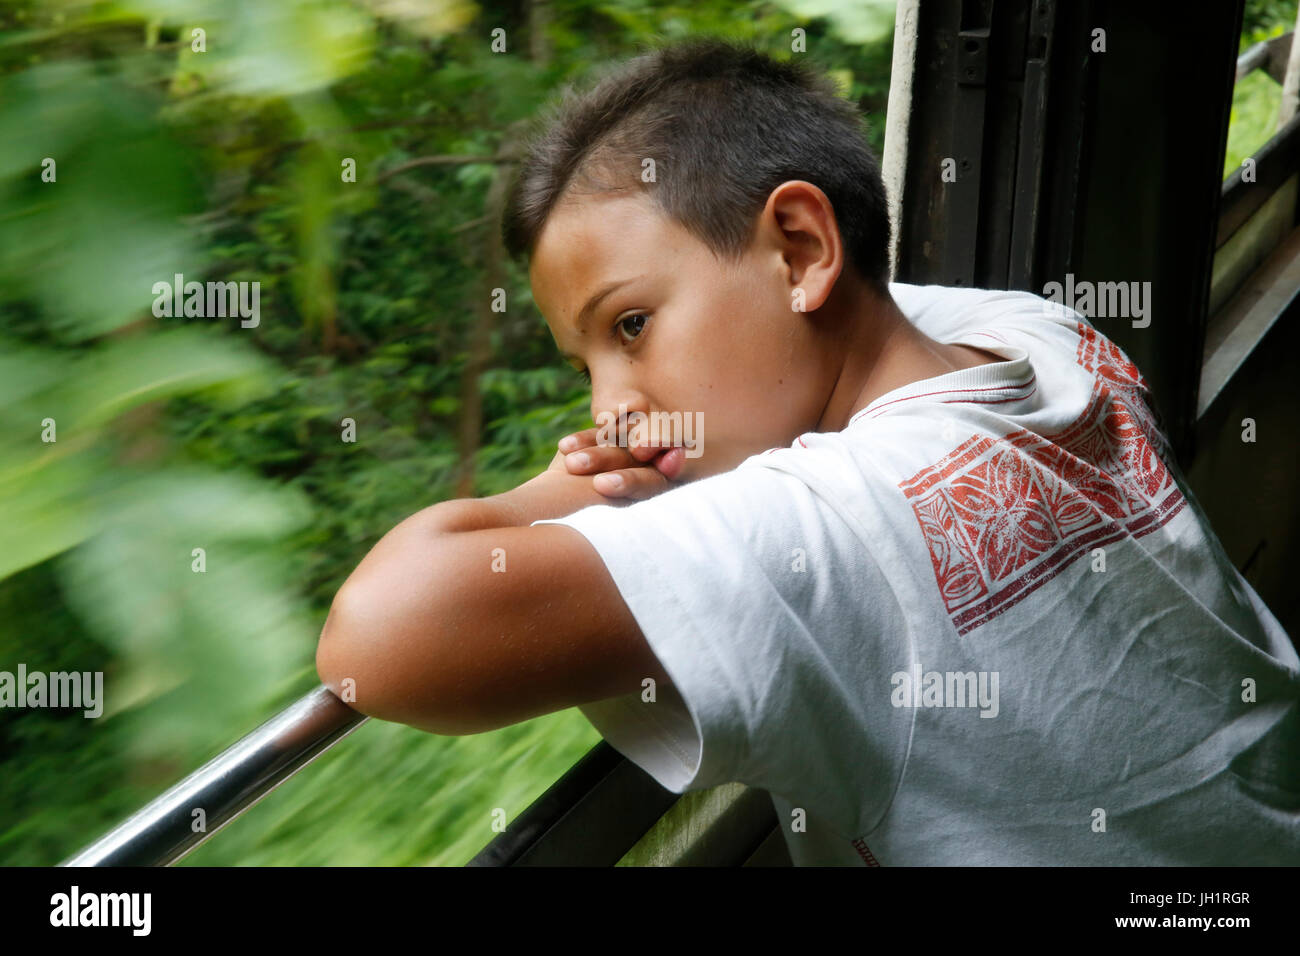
left=0, top=0, right=1288, bottom=866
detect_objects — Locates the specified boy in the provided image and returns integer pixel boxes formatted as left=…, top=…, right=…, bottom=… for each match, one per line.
left=315, top=38, right=1300, bottom=865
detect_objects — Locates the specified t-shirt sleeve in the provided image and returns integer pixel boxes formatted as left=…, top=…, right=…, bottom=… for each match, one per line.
left=531, top=457, right=914, bottom=826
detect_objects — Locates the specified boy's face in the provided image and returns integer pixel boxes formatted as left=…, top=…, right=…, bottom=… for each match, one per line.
left=529, top=189, right=839, bottom=482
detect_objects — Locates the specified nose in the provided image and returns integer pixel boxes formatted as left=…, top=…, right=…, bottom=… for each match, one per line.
left=590, top=378, right=652, bottom=450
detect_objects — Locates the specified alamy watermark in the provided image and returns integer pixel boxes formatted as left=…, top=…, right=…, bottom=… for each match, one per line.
left=890, top=666, right=999, bottom=718
left=151, top=273, right=260, bottom=328
left=1042, top=272, right=1151, bottom=328
left=50, top=886, right=150, bottom=935
left=595, top=403, right=704, bottom=457
left=0, top=664, right=102, bottom=718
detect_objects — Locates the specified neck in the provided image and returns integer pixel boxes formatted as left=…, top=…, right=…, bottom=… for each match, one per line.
left=814, top=280, right=972, bottom=432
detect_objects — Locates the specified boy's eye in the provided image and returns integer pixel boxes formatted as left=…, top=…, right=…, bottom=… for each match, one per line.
left=572, top=313, right=648, bottom=384
left=617, top=313, right=649, bottom=344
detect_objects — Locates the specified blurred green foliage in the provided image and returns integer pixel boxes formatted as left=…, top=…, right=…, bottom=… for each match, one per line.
left=1227, top=0, right=1300, bottom=177
left=0, top=0, right=897, bottom=865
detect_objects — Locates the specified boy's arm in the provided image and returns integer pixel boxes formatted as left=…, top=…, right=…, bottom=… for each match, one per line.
left=314, top=454, right=674, bottom=736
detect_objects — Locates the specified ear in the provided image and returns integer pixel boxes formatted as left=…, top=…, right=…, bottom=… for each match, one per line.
left=760, top=180, right=845, bottom=313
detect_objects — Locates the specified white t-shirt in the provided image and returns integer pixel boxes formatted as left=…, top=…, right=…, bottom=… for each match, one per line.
left=532, top=282, right=1300, bottom=866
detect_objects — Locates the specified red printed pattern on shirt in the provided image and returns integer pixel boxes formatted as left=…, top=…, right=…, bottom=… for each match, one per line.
left=899, top=322, right=1186, bottom=636
left=852, top=838, right=882, bottom=866
left=1074, top=319, right=1175, bottom=464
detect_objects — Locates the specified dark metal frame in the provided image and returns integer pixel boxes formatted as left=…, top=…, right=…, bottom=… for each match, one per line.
left=466, top=741, right=679, bottom=866
left=894, top=0, right=1245, bottom=468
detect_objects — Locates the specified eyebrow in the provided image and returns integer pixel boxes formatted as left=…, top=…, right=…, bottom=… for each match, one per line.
left=557, top=276, right=644, bottom=362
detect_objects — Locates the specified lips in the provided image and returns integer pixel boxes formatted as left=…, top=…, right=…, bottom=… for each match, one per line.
left=651, top=446, right=686, bottom=480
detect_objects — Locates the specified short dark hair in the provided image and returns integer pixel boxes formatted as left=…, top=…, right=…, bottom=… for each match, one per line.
left=501, top=36, right=892, bottom=291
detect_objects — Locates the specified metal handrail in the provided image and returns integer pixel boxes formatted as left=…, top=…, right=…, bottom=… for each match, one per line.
left=1237, top=32, right=1293, bottom=83
left=60, top=686, right=367, bottom=866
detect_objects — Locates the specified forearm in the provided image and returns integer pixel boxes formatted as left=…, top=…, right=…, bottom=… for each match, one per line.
left=328, top=468, right=613, bottom=606
left=318, top=466, right=616, bottom=688
left=423, top=469, right=621, bottom=534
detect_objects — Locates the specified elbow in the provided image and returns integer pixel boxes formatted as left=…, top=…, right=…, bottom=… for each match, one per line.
left=315, top=593, right=363, bottom=707
left=315, top=519, right=472, bottom=734
left=315, top=583, right=379, bottom=713
left=314, top=572, right=462, bottom=738
left=314, top=580, right=448, bottom=733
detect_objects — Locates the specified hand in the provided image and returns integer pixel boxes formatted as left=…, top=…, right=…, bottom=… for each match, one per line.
left=546, top=427, right=679, bottom=501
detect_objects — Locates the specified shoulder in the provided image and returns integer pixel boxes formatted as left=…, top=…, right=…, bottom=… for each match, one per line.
left=890, top=281, right=1093, bottom=342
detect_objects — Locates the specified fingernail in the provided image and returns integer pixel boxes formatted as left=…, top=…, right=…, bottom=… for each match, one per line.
left=596, top=473, right=623, bottom=490
left=570, top=452, right=590, bottom=468
left=559, top=436, right=577, bottom=452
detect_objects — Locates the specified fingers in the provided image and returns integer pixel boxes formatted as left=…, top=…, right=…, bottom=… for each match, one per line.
left=627, top=441, right=662, bottom=463
left=558, top=427, right=615, bottom=453
left=556, top=428, right=676, bottom=499
left=561, top=440, right=638, bottom=475
left=593, top=466, right=671, bottom=500
left=558, top=427, right=649, bottom=473
left=558, top=426, right=660, bottom=461
left=557, top=429, right=595, bottom=453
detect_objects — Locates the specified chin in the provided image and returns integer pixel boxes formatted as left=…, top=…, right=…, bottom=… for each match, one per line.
left=680, top=450, right=739, bottom=480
